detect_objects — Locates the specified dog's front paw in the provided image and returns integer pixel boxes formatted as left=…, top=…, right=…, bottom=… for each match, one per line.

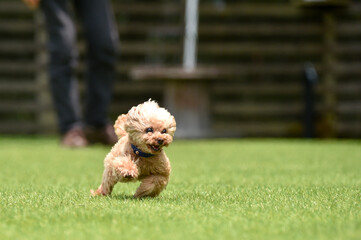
left=121, top=168, right=138, bottom=179
left=117, top=164, right=139, bottom=180
left=113, top=156, right=139, bottom=180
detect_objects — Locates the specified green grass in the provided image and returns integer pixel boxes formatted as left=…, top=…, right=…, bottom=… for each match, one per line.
left=0, top=137, right=360, bottom=240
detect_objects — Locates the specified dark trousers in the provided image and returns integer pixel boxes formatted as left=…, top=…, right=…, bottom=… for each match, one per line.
left=41, top=0, right=118, bottom=134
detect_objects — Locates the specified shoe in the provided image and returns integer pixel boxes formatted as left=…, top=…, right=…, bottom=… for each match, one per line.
left=85, top=124, right=118, bottom=145
left=61, top=128, right=88, bottom=148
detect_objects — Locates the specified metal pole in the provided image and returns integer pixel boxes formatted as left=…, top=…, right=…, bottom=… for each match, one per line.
left=183, top=0, right=199, bottom=72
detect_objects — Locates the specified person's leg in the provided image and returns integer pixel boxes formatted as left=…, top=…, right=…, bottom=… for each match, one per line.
left=40, top=0, right=82, bottom=134
left=74, top=0, right=119, bottom=128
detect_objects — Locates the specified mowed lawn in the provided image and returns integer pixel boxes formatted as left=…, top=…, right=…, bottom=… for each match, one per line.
left=0, top=137, right=360, bottom=240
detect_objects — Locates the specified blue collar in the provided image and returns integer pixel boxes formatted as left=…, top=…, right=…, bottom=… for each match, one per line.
left=131, top=144, right=154, bottom=158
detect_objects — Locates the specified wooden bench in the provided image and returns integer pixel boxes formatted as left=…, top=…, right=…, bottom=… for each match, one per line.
left=132, top=66, right=223, bottom=138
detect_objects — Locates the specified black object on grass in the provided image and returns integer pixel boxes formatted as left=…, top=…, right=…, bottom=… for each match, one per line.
left=303, top=62, right=318, bottom=138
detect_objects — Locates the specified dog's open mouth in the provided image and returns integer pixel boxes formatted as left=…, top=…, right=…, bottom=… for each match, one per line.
left=148, top=144, right=161, bottom=152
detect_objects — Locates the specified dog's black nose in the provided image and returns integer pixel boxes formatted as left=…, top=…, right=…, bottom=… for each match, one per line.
left=157, top=139, right=164, bottom=145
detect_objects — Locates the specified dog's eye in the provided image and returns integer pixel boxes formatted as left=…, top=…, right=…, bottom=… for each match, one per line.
left=161, top=129, right=167, bottom=134
left=145, top=127, right=154, bottom=133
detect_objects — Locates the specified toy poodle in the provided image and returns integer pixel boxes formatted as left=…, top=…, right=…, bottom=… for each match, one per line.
left=91, top=100, right=176, bottom=198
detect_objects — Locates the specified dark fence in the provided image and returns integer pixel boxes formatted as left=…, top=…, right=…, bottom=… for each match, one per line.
left=0, top=0, right=360, bottom=138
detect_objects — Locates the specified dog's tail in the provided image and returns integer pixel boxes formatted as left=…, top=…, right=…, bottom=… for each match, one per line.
left=114, top=114, right=128, bottom=139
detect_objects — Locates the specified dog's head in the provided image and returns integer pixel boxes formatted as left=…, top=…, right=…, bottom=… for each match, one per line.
left=125, top=100, right=176, bottom=154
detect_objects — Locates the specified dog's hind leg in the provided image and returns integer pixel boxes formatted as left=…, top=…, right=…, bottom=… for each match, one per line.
left=133, top=175, right=169, bottom=198
left=90, top=168, right=117, bottom=196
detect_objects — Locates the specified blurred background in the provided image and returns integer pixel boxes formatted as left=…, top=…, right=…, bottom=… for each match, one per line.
left=0, top=0, right=360, bottom=138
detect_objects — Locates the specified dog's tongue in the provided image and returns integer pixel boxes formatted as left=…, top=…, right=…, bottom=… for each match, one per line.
left=149, top=144, right=160, bottom=152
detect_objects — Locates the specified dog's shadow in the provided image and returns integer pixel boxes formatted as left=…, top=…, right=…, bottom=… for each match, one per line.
left=110, top=193, right=185, bottom=203
left=109, top=193, right=170, bottom=201
left=110, top=193, right=136, bottom=201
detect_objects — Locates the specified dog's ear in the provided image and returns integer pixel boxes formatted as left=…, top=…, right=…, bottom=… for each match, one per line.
left=125, top=106, right=144, bottom=134
left=126, top=106, right=141, bottom=124
left=127, top=106, right=142, bottom=119
left=114, top=114, right=128, bottom=139
left=167, top=116, right=177, bottom=137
